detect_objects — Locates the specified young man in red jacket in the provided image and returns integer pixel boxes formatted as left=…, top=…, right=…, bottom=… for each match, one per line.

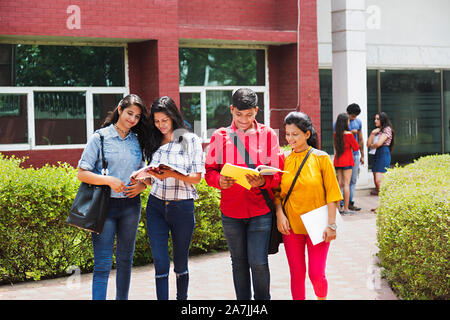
left=205, top=88, right=284, bottom=300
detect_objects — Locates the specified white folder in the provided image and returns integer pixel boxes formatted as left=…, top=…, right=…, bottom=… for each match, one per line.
left=300, top=205, right=344, bottom=246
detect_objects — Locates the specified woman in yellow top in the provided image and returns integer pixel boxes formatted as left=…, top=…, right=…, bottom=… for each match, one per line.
left=274, top=112, right=342, bottom=300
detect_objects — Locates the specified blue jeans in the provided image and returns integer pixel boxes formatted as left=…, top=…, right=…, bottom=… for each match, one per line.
left=146, top=195, right=195, bottom=300
left=350, top=153, right=360, bottom=204
left=221, top=212, right=272, bottom=300
left=92, top=196, right=141, bottom=300
left=340, top=153, right=360, bottom=207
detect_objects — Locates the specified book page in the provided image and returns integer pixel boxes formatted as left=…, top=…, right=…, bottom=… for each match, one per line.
left=256, top=165, right=287, bottom=175
left=300, top=205, right=344, bottom=246
left=130, top=162, right=187, bottom=181
left=369, top=135, right=379, bottom=155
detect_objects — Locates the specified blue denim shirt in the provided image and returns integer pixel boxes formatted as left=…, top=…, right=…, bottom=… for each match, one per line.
left=78, top=124, right=145, bottom=198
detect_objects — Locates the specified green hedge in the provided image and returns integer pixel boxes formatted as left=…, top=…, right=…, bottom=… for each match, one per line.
left=376, top=154, right=450, bottom=300
left=0, top=154, right=227, bottom=284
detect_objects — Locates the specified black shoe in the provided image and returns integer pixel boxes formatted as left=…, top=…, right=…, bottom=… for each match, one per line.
left=349, top=203, right=361, bottom=211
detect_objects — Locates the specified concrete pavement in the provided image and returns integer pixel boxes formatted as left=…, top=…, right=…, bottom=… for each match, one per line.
left=0, top=191, right=398, bottom=300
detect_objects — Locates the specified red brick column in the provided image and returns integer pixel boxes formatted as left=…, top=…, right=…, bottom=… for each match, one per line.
left=128, top=38, right=180, bottom=110
left=298, top=0, right=321, bottom=148
left=268, top=0, right=320, bottom=148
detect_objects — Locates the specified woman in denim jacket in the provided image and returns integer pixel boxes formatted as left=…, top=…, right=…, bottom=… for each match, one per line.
left=77, top=94, right=148, bottom=300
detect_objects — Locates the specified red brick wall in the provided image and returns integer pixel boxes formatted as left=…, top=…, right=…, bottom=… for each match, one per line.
left=178, top=0, right=277, bottom=29
left=0, top=0, right=178, bottom=40
left=298, top=0, right=321, bottom=148
left=1, top=149, right=83, bottom=168
left=268, top=0, right=320, bottom=147
left=177, top=0, right=297, bottom=42
left=128, top=40, right=160, bottom=111
left=128, top=38, right=180, bottom=110
left=0, top=0, right=320, bottom=166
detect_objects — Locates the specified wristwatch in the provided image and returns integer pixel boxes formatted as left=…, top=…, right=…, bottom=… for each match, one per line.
left=327, top=223, right=337, bottom=231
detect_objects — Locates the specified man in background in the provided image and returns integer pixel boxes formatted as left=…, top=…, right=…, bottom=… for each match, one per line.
left=346, top=103, right=364, bottom=211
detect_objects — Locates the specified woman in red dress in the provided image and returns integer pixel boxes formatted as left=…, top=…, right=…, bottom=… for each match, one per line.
left=333, top=113, right=359, bottom=215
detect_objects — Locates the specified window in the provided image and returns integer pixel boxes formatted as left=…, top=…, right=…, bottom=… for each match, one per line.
left=0, top=94, right=27, bottom=144
left=0, top=44, right=13, bottom=86
left=0, top=44, right=127, bottom=150
left=180, top=92, right=201, bottom=136
left=93, top=94, right=124, bottom=131
left=179, top=47, right=268, bottom=141
left=34, top=91, right=86, bottom=145
left=179, top=48, right=265, bottom=86
left=13, top=44, right=124, bottom=87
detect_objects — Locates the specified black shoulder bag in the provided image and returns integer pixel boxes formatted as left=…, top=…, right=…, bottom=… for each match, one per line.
left=227, top=127, right=288, bottom=254
left=67, top=133, right=111, bottom=234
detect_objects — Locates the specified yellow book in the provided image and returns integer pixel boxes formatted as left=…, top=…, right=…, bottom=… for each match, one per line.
left=220, top=163, right=287, bottom=190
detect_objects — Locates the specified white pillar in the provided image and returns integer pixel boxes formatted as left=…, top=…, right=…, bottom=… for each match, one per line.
left=332, top=0, right=370, bottom=187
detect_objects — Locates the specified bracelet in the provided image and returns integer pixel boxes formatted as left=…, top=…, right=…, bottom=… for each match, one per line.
left=139, top=179, right=147, bottom=188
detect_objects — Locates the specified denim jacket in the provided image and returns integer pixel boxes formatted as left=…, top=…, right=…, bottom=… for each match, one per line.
left=78, top=124, right=145, bottom=198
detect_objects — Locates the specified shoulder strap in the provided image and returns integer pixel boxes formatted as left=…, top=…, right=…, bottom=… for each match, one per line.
left=227, top=126, right=255, bottom=169
left=97, top=132, right=108, bottom=175
left=281, top=147, right=313, bottom=210
left=227, top=127, right=275, bottom=211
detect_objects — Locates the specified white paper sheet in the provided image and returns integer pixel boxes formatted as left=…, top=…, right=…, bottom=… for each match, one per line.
left=369, top=135, right=379, bottom=155
left=300, top=205, right=344, bottom=245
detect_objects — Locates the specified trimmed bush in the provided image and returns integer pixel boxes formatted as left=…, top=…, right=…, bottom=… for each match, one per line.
left=376, top=154, right=450, bottom=300
left=0, top=155, right=92, bottom=283
left=0, top=154, right=227, bottom=284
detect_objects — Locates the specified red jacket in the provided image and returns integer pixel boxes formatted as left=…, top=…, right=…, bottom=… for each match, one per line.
left=205, top=121, right=284, bottom=219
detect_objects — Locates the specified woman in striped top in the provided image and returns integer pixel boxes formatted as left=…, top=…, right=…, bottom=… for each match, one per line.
left=367, top=112, right=395, bottom=197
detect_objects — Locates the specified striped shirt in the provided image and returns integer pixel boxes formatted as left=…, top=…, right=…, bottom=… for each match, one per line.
left=376, top=126, right=393, bottom=147
left=149, top=132, right=204, bottom=200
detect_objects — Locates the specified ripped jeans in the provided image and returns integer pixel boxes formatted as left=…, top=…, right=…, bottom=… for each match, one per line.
left=146, top=195, right=195, bottom=300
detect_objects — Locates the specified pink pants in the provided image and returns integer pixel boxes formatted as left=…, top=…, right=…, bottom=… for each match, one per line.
left=282, top=232, right=330, bottom=300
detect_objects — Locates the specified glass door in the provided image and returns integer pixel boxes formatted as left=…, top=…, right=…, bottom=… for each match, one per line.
left=380, top=70, right=442, bottom=164
left=444, top=70, right=450, bottom=153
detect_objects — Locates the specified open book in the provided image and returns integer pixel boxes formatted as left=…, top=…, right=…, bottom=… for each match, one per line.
left=131, top=162, right=188, bottom=181
left=220, top=163, right=287, bottom=190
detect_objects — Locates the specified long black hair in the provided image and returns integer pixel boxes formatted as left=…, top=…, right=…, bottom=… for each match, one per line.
left=143, top=96, right=188, bottom=162
left=284, top=111, right=318, bottom=149
left=334, top=112, right=350, bottom=160
left=102, top=94, right=148, bottom=154
left=377, top=111, right=395, bottom=151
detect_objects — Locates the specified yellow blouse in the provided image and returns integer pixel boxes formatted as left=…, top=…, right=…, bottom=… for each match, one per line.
left=274, top=147, right=343, bottom=234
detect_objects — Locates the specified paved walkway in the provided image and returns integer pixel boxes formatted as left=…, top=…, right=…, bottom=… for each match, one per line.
left=0, top=191, right=398, bottom=300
